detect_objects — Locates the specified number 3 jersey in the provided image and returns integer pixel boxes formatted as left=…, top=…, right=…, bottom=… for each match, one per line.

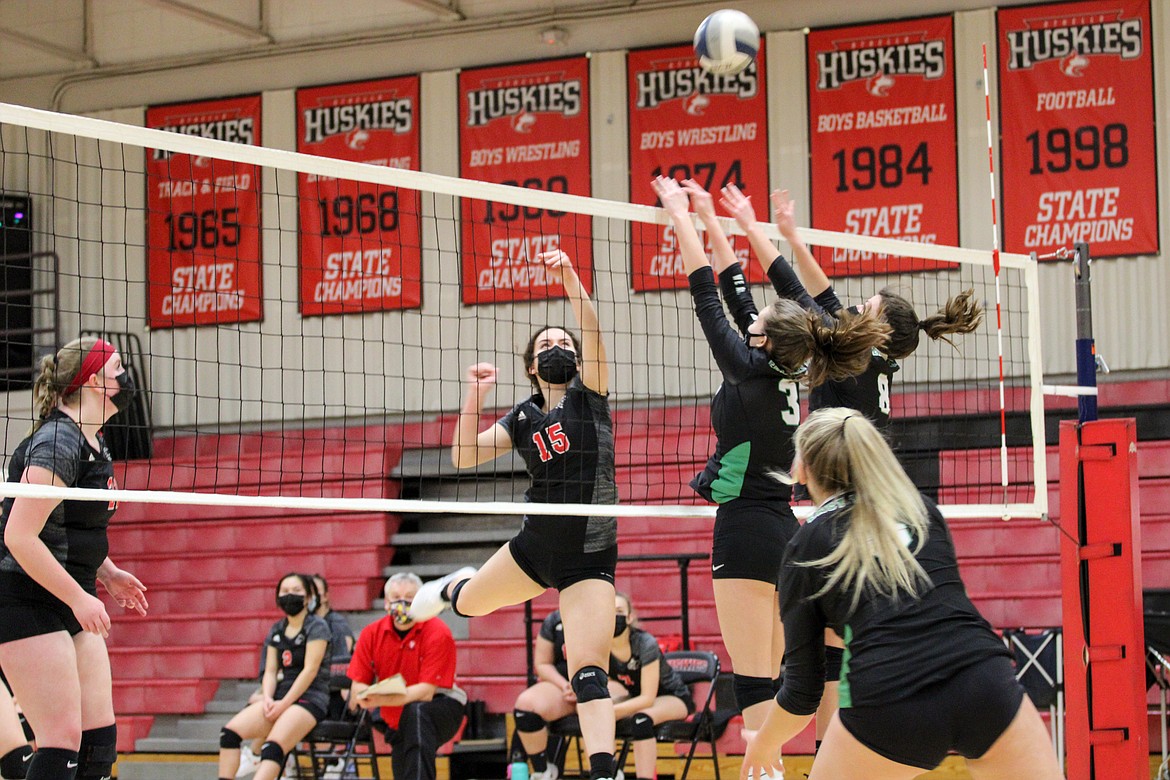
left=497, top=376, right=617, bottom=553
left=688, top=265, right=799, bottom=505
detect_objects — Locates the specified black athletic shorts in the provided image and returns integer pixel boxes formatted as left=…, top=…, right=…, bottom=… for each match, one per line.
left=711, top=499, right=799, bottom=584
left=509, top=521, right=617, bottom=591
left=838, top=655, right=1026, bottom=770
left=0, top=571, right=84, bottom=643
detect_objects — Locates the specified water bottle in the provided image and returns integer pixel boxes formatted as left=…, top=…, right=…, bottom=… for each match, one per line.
left=509, top=762, right=530, bottom=780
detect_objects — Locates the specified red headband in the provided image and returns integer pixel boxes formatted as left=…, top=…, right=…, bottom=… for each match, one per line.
left=63, top=340, right=116, bottom=397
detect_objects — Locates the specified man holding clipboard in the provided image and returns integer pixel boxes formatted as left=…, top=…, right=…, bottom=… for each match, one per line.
left=349, top=573, right=467, bottom=780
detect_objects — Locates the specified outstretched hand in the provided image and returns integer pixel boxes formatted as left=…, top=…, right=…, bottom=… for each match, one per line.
left=681, top=179, right=716, bottom=220
left=770, top=189, right=798, bottom=241
left=651, top=175, right=690, bottom=217
left=719, top=183, right=758, bottom=232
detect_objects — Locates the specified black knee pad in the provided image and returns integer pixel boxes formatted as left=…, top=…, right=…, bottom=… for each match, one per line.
left=259, top=741, right=285, bottom=767
left=1, top=745, right=34, bottom=779
left=630, top=713, right=655, bottom=741
left=25, top=747, right=78, bottom=780
left=514, top=709, right=546, bottom=733
left=570, top=666, right=610, bottom=703
left=733, top=674, right=775, bottom=711
left=824, top=646, right=844, bottom=683
left=78, top=724, right=117, bottom=779
left=219, top=727, right=243, bottom=750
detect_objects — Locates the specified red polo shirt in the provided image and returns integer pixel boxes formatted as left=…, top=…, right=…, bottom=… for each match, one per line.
left=347, top=615, right=458, bottom=728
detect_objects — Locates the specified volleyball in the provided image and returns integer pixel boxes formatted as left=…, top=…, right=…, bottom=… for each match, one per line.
left=693, top=9, right=759, bottom=76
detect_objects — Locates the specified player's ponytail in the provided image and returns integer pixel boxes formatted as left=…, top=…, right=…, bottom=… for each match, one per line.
left=802, top=307, right=890, bottom=388
left=792, top=407, right=930, bottom=613
left=30, top=336, right=101, bottom=433
left=879, top=287, right=984, bottom=360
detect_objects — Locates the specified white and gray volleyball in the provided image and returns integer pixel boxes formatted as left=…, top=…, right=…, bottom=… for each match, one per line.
left=693, top=9, right=759, bottom=75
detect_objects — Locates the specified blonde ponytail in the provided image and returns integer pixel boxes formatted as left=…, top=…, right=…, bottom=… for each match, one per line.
left=794, top=407, right=930, bottom=612
left=29, top=336, right=101, bottom=433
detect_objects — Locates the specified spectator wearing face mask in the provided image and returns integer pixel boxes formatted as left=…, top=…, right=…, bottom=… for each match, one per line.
left=217, top=573, right=331, bottom=780
left=348, top=573, right=466, bottom=780
left=312, top=574, right=354, bottom=656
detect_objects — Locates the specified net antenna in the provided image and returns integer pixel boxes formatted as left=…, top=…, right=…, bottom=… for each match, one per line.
left=0, top=101, right=1048, bottom=522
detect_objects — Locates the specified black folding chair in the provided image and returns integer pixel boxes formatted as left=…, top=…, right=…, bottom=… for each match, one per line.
left=1003, top=628, right=1063, bottom=768
left=294, top=656, right=381, bottom=779
left=649, top=651, right=734, bottom=780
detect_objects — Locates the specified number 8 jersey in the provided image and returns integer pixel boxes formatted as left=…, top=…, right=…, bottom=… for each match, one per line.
left=497, top=377, right=618, bottom=549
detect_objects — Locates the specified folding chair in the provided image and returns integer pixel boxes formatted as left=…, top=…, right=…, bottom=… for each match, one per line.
left=1004, top=628, right=1063, bottom=768
left=646, top=651, right=735, bottom=780
left=294, top=656, right=382, bottom=779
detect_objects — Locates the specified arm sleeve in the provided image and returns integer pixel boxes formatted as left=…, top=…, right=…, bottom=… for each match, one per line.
left=417, top=626, right=458, bottom=688
left=346, top=627, right=376, bottom=685
left=716, top=263, right=759, bottom=334
left=813, top=288, right=845, bottom=317
left=775, top=536, right=828, bottom=716
left=688, top=267, right=755, bottom=384
left=23, top=421, right=82, bottom=486
left=765, top=256, right=825, bottom=315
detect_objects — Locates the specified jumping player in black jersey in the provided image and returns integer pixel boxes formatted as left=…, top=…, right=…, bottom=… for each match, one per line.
left=218, top=573, right=330, bottom=780
left=741, top=408, right=1062, bottom=780
left=410, top=249, right=620, bottom=780
left=0, top=337, right=147, bottom=780
left=721, top=184, right=983, bottom=432
left=652, top=176, right=888, bottom=772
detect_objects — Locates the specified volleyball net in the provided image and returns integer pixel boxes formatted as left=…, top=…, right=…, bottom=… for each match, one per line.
left=0, top=102, right=1046, bottom=520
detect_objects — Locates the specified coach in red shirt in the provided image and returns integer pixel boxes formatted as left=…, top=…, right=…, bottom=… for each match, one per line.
left=348, top=573, right=467, bottom=780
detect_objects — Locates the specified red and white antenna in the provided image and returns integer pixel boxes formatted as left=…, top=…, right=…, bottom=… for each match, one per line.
left=983, top=43, right=1009, bottom=504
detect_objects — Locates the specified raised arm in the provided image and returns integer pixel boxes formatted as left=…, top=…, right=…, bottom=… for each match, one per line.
left=651, top=176, right=710, bottom=278
left=770, top=189, right=831, bottom=298
left=682, top=179, right=739, bottom=275
left=450, top=363, right=514, bottom=468
left=536, top=250, right=609, bottom=395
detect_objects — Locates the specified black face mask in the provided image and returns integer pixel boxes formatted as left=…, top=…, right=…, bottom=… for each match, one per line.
left=613, top=615, right=628, bottom=637
left=277, top=594, right=306, bottom=616
left=536, top=346, right=578, bottom=385
left=110, top=372, right=136, bottom=413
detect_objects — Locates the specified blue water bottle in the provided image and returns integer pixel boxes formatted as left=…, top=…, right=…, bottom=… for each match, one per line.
left=509, top=762, right=530, bottom=780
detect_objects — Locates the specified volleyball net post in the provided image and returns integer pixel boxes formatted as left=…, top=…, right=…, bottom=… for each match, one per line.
left=1059, top=242, right=1148, bottom=780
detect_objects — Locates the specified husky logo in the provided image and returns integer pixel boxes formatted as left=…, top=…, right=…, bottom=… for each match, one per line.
left=346, top=128, right=371, bottom=150
left=683, top=94, right=710, bottom=116
left=465, top=80, right=582, bottom=127
left=817, top=40, right=946, bottom=90
left=1006, top=18, right=1142, bottom=70
left=635, top=65, right=757, bottom=109
left=152, top=117, right=254, bottom=160
left=1060, top=52, right=1090, bottom=77
left=511, top=111, right=537, bottom=133
left=866, top=73, right=895, bottom=97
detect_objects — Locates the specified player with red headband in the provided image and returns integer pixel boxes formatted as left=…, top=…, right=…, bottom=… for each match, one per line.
left=0, top=337, right=149, bottom=780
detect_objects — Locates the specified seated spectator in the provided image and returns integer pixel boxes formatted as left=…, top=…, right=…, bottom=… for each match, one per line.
left=348, top=573, right=466, bottom=780
left=313, top=574, right=355, bottom=656
left=610, top=592, right=693, bottom=780
left=513, top=593, right=692, bottom=780
left=0, top=676, right=32, bottom=780
left=219, top=573, right=331, bottom=780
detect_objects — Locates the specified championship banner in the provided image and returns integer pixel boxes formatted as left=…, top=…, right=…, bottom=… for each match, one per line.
left=807, top=16, right=958, bottom=276
left=146, top=95, right=263, bottom=328
left=998, top=0, right=1157, bottom=258
left=628, top=43, right=769, bottom=292
left=297, top=76, right=422, bottom=315
left=459, top=57, right=592, bottom=305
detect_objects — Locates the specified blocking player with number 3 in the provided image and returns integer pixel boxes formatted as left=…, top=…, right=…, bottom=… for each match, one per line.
left=652, top=175, right=888, bottom=773
left=410, top=249, right=622, bottom=780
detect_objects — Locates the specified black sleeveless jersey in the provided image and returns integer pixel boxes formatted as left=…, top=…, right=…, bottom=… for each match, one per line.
left=0, top=410, right=117, bottom=594
left=777, top=495, right=1011, bottom=716
left=689, top=265, right=797, bottom=504
left=497, top=377, right=617, bottom=552
left=765, top=255, right=897, bottom=430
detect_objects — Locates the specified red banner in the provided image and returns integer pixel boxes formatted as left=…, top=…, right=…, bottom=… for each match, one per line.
left=998, top=0, right=1157, bottom=258
left=146, top=95, right=263, bottom=328
left=296, top=77, right=422, bottom=315
left=628, top=43, right=769, bottom=292
left=458, top=57, right=592, bottom=305
left=807, top=17, right=958, bottom=276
